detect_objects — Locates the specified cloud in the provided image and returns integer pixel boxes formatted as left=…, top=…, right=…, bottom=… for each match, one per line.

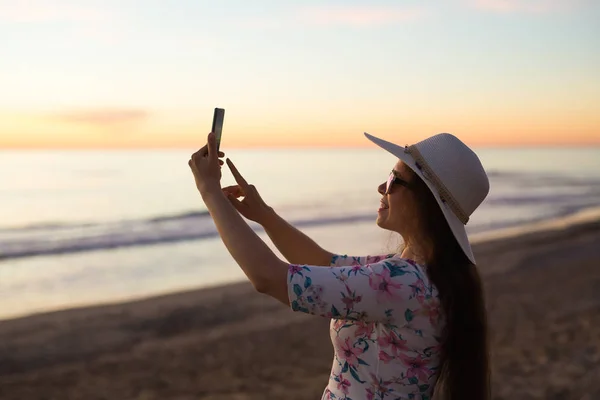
left=297, top=5, right=428, bottom=26
left=52, top=109, right=150, bottom=126
left=0, top=0, right=108, bottom=23
left=468, top=0, right=589, bottom=13
left=0, top=0, right=120, bottom=44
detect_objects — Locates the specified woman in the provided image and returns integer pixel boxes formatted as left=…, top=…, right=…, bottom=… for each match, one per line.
left=189, top=131, right=490, bottom=400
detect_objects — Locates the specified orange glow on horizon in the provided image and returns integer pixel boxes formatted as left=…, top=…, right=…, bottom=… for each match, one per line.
left=2, top=128, right=599, bottom=149
left=1, top=109, right=599, bottom=149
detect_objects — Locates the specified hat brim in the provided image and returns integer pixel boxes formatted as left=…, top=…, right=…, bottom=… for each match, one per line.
left=364, top=132, right=476, bottom=264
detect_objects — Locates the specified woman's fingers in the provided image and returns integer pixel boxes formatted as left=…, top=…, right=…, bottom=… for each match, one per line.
left=222, top=185, right=244, bottom=197
left=192, top=139, right=224, bottom=161
left=191, top=144, right=208, bottom=160
left=206, top=133, right=218, bottom=161
left=226, top=159, right=250, bottom=189
left=222, top=184, right=242, bottom=192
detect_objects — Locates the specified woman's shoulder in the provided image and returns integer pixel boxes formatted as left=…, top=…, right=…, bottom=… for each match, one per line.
left=332, top=253, right=424, bottom=267
left=374, top=254, right=429, bottom=275
left=330, top=253, right=396, bottom=267
left=330, top=253, right=430, bottom=280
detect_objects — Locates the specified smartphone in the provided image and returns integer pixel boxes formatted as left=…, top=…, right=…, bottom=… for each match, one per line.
left=211, top=108, right=225, bottom=151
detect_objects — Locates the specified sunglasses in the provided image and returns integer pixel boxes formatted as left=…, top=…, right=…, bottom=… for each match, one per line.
left=385, top=170, right=411, bottom=195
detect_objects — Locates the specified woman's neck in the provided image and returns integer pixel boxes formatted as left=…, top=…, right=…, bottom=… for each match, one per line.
left=401, top=246, right=425, bottom=264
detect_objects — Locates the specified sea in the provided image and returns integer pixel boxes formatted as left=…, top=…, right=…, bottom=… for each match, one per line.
left=1, top=147, right=599, bottom=320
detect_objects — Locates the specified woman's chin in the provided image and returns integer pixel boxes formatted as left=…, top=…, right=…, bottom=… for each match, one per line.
left=376, top=211, right=387, bottom=227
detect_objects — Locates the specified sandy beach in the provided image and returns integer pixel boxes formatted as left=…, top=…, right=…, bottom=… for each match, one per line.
left=1, top=211, right=600, bottom=400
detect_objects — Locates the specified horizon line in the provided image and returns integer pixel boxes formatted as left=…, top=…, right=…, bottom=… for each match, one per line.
left=2, top=143, right=600, bottom=151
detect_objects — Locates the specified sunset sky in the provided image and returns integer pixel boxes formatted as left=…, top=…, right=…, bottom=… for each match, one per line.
left=1, top=0, right=599, bottom=149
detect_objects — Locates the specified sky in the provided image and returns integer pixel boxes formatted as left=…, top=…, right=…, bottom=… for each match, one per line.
left=1, top=0, right=599, bottom=149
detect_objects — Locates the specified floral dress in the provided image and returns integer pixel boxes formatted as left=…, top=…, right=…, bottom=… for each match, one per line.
left=287, top=254, right=443, bottom=400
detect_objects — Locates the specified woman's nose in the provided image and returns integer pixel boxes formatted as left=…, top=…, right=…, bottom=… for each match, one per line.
left=377, top=182, right=386, bottom=195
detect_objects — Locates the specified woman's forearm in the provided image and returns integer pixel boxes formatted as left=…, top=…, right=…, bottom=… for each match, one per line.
left=201, top=188, right=289, bottom=303
left=260, top=210, right=335, bottom=266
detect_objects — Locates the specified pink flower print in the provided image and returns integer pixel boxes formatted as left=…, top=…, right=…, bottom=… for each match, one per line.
left=368, top=267, right=403, bottom=303
left=340, top=284, right=362, bottom=311
left=378, top=350, right=394, bottom=364
left=296, top=296, right=308, bottom=310
left=369, top=373, right=393, bottom=397
left=288, top=264, right=308, bottom=279
left=337, top=337, right=363, bottom=367
left=366, top=255, right=383, bottom=263
left=355, top=311, right=369, bottom=320
left=426, top=342, right=442, bottom=356
left=341, top=295, right=355, bottom=310
left=305, top=285, right=324, bottom=305
left=350, top=256, right=363, bottom=266
left=289, top=264, right=302, bottom=274
left=377, top=330, right=409, bottom=356
left=365, top=388, right=375, bottom=400
left=410, top=279, right=427, bottom=303
left=332, top=319, right=345, bottom=330
left=400, top=353, right=433, bottom=382
left=421, top=298, right=441, bottom=325
left=335, top=271, right=349, bottom=282
left=311, top=285, right=324, bottom=295
left=354, top=321, right=374, bottom=338
left=308, top=302, right=327, bottom=315
left=336, top=375, right=351, bottom=394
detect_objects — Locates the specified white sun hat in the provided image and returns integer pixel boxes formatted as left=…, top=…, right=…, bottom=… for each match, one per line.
left=364, top=132, right=490, bottom=264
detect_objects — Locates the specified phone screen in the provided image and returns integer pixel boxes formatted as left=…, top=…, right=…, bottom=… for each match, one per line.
left=212, top=108, right=225, bottom=151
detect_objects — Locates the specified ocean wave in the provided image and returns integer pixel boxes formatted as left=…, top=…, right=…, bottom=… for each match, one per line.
left=486, top=170, right=600, bottom=186
left=1, top=175, right=598, bottom=261
left=483, top=193, right=600, bottom=206
left=0, top=212, right=377, bottom=261
left=2, top=202, right=599, bottom=261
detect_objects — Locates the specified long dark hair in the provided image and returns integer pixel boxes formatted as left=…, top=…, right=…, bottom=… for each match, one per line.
left=404, top=170, right=490, bottom=400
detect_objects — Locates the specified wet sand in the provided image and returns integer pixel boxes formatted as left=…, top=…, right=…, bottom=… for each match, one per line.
left=1, top=213, right=599, bottom=400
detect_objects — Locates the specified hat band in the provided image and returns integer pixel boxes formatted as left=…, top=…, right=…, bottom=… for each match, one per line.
left=405, top=145, right=470, bottom=225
